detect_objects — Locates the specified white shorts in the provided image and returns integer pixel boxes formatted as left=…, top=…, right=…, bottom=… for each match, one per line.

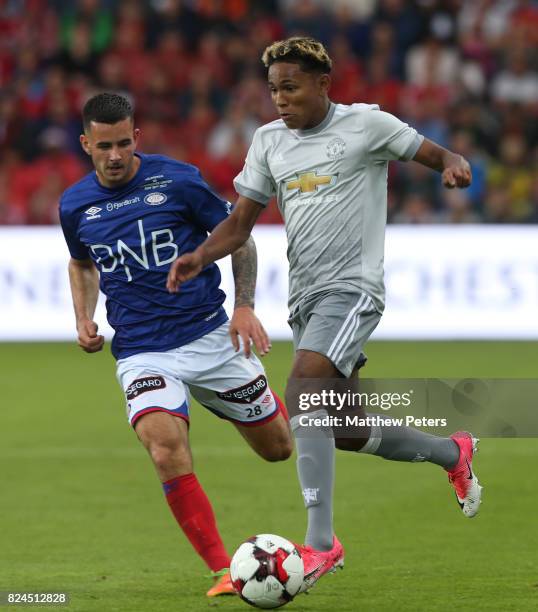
left=116, top=322, right=284, bottom=427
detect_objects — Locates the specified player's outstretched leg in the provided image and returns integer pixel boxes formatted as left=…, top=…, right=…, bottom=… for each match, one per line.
left=336, top=416, right=483, bottom=518
left=134, top=411, right=234, bottom=596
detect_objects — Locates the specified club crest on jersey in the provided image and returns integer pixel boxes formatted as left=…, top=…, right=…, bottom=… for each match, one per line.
left=144, top=192, right=167, bottom=206
left=326, top=137, right=346, bottom=160
left=286, top=171, right=337, bottom=194
left=84, top=206, right=102, bottom=220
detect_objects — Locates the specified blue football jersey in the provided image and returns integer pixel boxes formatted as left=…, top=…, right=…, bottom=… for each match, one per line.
left=60, top=153, right=231, bottom=359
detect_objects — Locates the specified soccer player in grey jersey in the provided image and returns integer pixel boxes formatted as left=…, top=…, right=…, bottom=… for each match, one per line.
left=168, top=37, right=482, bottom=591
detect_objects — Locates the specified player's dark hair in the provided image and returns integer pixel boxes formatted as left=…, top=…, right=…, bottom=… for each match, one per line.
left=82, top=93, right=133, bottom=131
left=262, top=37, right=332, bottom=74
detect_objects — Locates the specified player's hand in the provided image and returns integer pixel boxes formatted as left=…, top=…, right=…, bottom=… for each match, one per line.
left=77, top=320, right=105, bottom=353
left=167, top=251, right=204, bottom=293
left=229, top=306, right=271, bottom=358
left=442, top=156, right=472, bottom=189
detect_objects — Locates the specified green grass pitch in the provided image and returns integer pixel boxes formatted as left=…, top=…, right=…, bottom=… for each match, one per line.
left=1, top=341, right=537, bottom=611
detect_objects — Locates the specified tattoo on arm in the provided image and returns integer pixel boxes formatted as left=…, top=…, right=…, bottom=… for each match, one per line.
left=231, top=236, right=257, bottom=309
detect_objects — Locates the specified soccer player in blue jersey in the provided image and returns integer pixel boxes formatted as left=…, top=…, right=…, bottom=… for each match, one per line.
left=59, top=93, right=293, bottom=597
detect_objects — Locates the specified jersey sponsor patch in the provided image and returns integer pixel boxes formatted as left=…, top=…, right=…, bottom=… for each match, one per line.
left=216, top=374, right=268, bottom=404
left=285, top=171, right=337, bottom=194
left=126, top=375, right=166, bottom=400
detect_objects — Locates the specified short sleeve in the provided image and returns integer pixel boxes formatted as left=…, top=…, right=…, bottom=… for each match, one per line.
left=183, top=170, right=232, bottom=232
left=59, top=199, right=89, bottom=260
left=233, top=129, right=275, bottom=206
left=365, top=110, right=424, bottom=162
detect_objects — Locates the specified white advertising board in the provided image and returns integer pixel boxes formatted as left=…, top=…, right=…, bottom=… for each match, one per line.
left=1, top=226, right=537, bottom=341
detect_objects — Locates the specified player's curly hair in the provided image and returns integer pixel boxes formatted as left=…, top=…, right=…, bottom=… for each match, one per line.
left=262, top=37, right=332, bottom=74
left=82, top=93, right=134, bottom=131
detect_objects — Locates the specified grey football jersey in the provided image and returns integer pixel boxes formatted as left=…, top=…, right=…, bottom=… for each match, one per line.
left=234, top=103, right=423, bottom=313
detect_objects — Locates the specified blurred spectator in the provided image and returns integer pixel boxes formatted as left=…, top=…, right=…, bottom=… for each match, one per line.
left=153, top=30, right=192, bottom=90
left=0, top=163, right=25, bottom=224
left=7, top=127, right=86, bottom=224
left=490, top=48, right=538, bottom=110
left=96, top=52, right=129, bottom=93
left=509, top=0, right=538, bottom=47
left=146, top=0, right=205, bottom=50
left=318, top=0, right=375, bottom=21
left=59, top=0, right=113, bottom=54
left=393, top=160, right=441, bottom=210
left=231, top=73, right=276, bottom=123
left=179, top=66, right=228, bottom=119
left=207, top=132, right=249, bottom=202
left=26, top=170, right=65, bottom=224
left=179, top=103, right=219, bottom=155
left=457, top=0, right=517, bottom=51
left=109, top=11, right=153, bottom=95
left=406, top=35, right=460, bottom=88
left=136, top=67, right=179, bottom=123
left=207, top=104, right=260, bottom=158
left=362, top=52, right=403, bottom=114
left=391, top=193, right=437, bottom=224
left=328, top=34, right=364, bottom=104
left=373, top=0, right=425, bottom=77
left=281, top=0, right=334, bottom=46
left=368, top=21, right=401, bottom=78
left=136, top=118, right=169, bottom=155
left=437, top=189, right=481, bottom=224
left=448, top=99, right=500, bottom=156
left=35, top=88, right=83, bottom=159
left=0, top=92, right=28, bottom=157
left=53, top=20, right=99, bottom=78
left=191, top=32, right=232, bottom=88
left=486, top=133, right=534, bottom=222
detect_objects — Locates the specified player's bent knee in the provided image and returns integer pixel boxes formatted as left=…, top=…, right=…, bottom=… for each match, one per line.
left=149, top=445, right=183, bottom=469
left=259, top=440, right=293, bottom=462
left=237, top=414, right=293, bottom=462
left=147, top=440, right=192, bottom=475
left=254, top=428, right=294, bottom=462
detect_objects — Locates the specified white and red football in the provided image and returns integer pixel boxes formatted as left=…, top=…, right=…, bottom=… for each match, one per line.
left=230, top=534, right=304, bottom=609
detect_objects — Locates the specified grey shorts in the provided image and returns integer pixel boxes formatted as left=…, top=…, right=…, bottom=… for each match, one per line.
left=288, top=290, right=381, bottom=377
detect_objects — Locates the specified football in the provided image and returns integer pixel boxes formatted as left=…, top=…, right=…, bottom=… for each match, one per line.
left=230, top=534, right=304, bottom=608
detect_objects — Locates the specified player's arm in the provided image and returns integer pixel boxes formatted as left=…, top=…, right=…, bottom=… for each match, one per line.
left=412, top=138, right=472, bottom=188
left=166, top=195, right=263, bottom=292
left=229, top=236, right=271, bottom=358
left=68, top=257, right=105, bottom=353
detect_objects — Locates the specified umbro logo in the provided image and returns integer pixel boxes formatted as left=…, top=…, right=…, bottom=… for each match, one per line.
left=84, top=206, right=102, bottom=220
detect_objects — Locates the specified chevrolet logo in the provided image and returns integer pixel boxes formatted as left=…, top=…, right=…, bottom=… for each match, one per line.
left=286, top=172, right=336, bottom=194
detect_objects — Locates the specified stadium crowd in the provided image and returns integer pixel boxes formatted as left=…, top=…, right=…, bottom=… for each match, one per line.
left=0, top=0, right=537, bottom=225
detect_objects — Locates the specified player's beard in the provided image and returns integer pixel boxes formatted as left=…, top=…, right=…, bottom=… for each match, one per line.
left=105, top=163, right=127, bottom=183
